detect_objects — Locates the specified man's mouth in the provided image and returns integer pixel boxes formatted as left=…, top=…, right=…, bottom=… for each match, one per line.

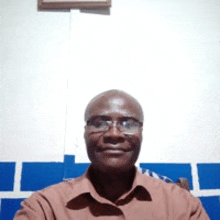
left=97, top=146, right=130, bottom=153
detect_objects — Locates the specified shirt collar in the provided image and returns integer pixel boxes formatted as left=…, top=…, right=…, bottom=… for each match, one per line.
left=65, top=166, right=152, bottom=206
left=117, top=168, right=152, bottom=202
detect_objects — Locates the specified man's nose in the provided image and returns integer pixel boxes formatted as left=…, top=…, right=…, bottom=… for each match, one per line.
left=103, top=122, right=125, bottom=143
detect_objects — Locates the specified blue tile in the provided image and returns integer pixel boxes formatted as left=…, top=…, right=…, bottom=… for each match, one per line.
left=199, top=196, right=220, bottom=220
left=197, top=163, right=220, bottom=190
left=63, top=155, right=89, bottom=179
left=140, top=163, right=193, bottom=189
left=0, top=163, right=15, bottom=191
left=1, top=198, right=24, bottom=220
left=21, top=162, right=64, bottom=191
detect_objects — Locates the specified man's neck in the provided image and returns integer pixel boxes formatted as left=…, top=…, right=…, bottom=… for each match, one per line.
left=88, top=166, right=136, bottom=203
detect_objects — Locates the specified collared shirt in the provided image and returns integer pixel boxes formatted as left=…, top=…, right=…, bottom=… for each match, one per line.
left=14, top=167, right=209, bottom=220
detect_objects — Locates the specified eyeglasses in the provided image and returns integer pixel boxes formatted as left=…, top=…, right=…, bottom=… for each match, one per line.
left=86, top=117, right=143, bottom=134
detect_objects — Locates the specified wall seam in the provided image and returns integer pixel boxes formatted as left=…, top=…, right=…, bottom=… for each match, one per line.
left=13, top=161, right=22, bottom=194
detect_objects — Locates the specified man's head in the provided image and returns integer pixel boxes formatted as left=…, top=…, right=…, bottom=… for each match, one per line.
left=84, top=90, right=143, bottom=173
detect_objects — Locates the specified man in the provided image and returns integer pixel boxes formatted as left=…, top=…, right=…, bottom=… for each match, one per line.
left=14, top=89, right=209, bottom=219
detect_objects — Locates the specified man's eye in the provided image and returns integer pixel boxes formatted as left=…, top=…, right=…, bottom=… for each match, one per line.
left=121, top=120, right=136, bottom=128
left=92, top=120, right=107, bottom=128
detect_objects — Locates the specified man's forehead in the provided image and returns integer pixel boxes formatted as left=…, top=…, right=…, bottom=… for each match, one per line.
left=93, top=96, right=127, bottom=110
left=110, top=97, right=125, bottom=106
left=85, top=91, right=144, bottom=122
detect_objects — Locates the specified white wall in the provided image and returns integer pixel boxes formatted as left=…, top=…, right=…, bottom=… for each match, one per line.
left=1, top=0, right=220, bottom=165
left=65, top=0, right=220, bottom=164
left=1, top=0, right=70, bottom=162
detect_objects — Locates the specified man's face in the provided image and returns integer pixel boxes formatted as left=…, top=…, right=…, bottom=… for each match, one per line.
left=84, top=94, right=143, bottom=173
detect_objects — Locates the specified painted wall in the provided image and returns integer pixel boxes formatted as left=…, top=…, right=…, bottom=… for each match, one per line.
left=0, top=0, right=220, bottom=219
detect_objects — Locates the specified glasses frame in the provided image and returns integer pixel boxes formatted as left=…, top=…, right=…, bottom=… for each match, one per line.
left=86, top=117, right=143, bottom=135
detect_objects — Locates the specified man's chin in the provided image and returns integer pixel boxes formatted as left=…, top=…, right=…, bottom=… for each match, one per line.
left=93, top=162, right=135, bottom=174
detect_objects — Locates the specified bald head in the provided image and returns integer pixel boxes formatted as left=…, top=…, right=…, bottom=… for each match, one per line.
left=84, top=89, right=144, bottom=123
left=84, top=90, right=143, bottom=173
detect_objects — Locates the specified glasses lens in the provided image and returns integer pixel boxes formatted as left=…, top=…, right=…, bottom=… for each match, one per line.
left=87, top=119, right=109, bottom=132
left=119, top=119, right=142, bottom=133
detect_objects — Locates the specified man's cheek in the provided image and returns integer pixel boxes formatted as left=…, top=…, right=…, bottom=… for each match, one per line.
left=128, top=136, right=141, bottom=147
left=86, top=136, right=99, bottom=152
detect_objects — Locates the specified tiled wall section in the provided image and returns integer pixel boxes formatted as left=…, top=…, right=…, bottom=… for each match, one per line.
left=200, top=196, right=220, bottom=220
left=1, top=199, right=24, bottom=220
left=0, top=163, right=15, bottom=192
left=197, top=163, right=220, bottom=190
left=21, top=162, right=64, bottom=191
left=63, top=155, right=89, bottom=179
left=0, top=156, right=219, bottom=219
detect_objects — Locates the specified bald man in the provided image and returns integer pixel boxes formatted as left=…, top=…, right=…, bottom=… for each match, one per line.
left=14, top=90, right=209, bottom=219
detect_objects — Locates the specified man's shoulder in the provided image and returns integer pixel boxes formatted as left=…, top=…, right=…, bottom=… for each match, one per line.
left=137, top=169, right=190, bottom=198
left=139, top=170, right=203, bottom=208
left=14, top=176, right=88, bottom=219
left=137, top=171, right=209, bottom=219
left=27, top=176, right=83, bottom=203
left=42, top=178, right=78, bottom=193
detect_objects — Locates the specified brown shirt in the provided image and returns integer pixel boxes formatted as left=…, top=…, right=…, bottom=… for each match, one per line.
left=14, top=168, right=209, bottom=220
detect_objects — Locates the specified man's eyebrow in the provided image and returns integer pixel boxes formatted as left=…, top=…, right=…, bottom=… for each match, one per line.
left=120, top=116, right=138, bottom=121
left=87, top=115, right=141, bottom=122
left=87, top=115, right=111, bottom=121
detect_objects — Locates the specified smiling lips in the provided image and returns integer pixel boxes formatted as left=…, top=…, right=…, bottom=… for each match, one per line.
left=97, top=146, right=130, bottom=153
